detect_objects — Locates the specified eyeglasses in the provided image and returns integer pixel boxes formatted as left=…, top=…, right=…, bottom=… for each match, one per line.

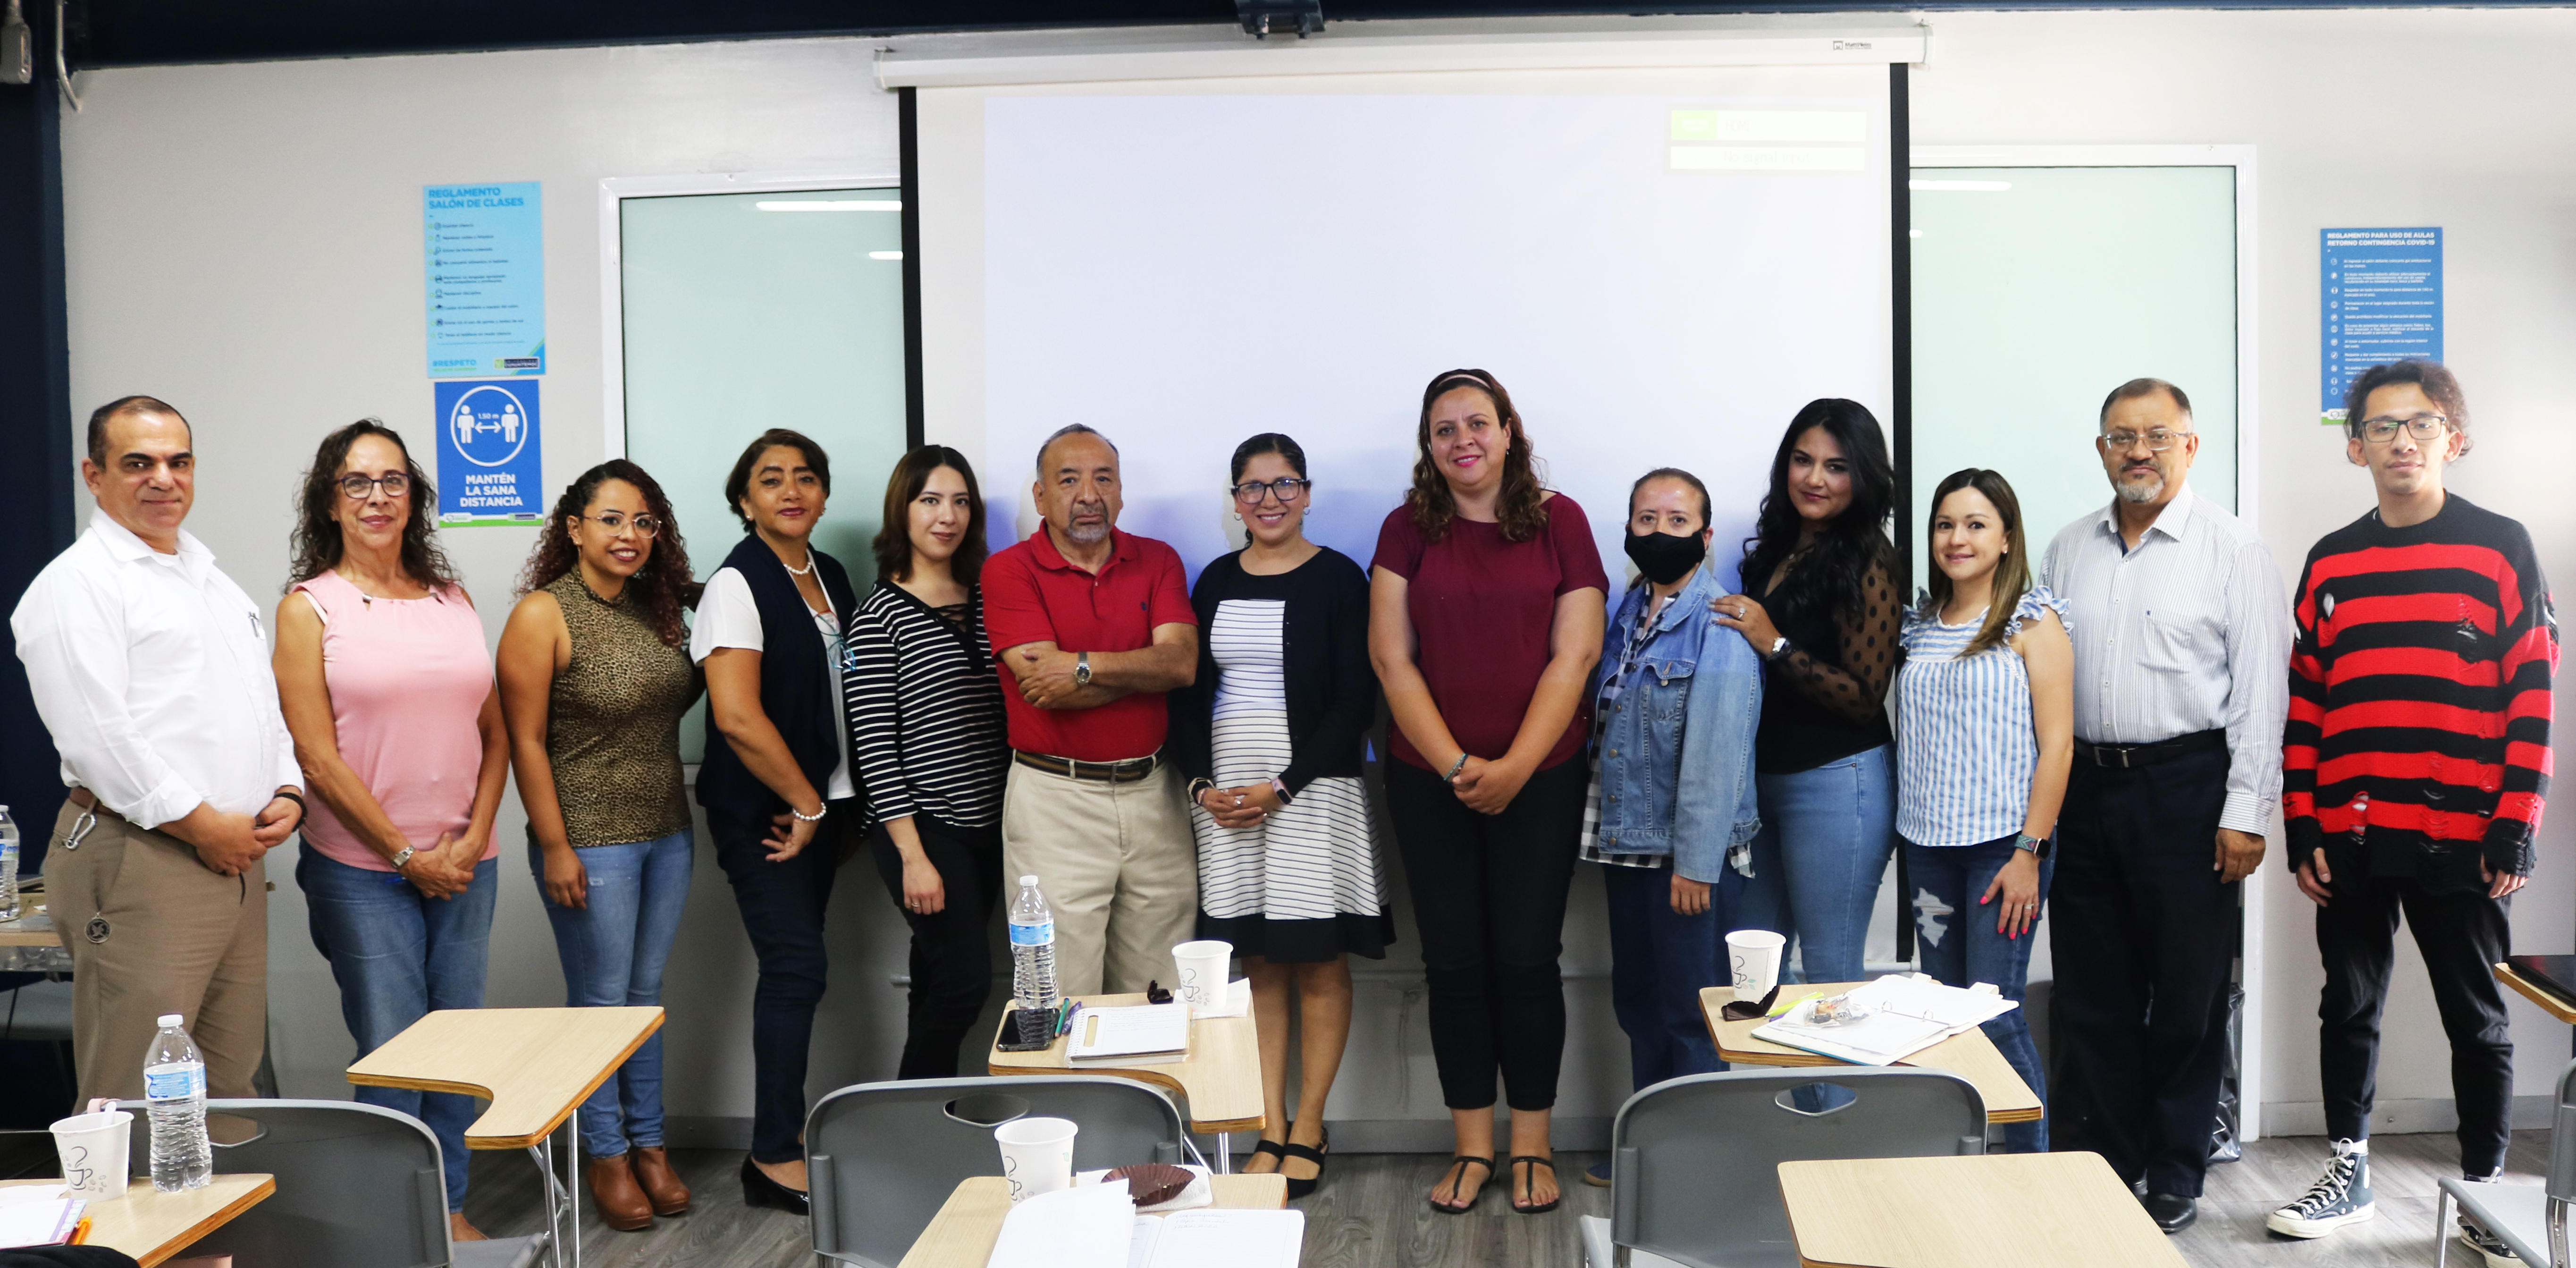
left=576, top=513, right=662, bottom=538
left=2359, top=414, right=2451, bottom=445
left=1232, top=478, right=1312, bottom=505
left=2100, top=429, right=2191, bottom=453
left=337, top=473, right=411, bottom=499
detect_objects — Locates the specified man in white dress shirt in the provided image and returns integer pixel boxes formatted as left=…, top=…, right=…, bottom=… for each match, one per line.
left=12, top=397, right=305, bottom=1104
left=2037, top=378, right=2289, bottom=1234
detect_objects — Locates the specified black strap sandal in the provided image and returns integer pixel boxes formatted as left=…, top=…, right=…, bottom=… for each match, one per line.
left=1248, top=1137, right=1289, bottom=1172
left=1510, top=1156, right=1561, bottom=1214
left=1429, top=1155, right=1495, bottom=1214
left=1280, top=1128, right=1330, bottom=1201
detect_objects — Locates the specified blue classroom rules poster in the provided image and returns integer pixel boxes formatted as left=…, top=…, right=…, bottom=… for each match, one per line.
left=433, top=380, right=543, bottom=525
left=425, top=181, right=545, bottom=378
left=2320, top=227, right=2441, bottom=424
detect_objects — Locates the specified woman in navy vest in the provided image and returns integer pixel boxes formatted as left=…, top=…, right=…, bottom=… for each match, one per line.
left=691, top=428, right=864, bottom=1214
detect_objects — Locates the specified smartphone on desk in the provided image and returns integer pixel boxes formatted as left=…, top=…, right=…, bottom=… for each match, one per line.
left=995, top=1006, right=1059, bottom=1053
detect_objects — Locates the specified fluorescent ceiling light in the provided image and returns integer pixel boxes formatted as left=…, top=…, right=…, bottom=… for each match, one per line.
left=756, top=200, right=902, bottom=211
left=1907, top=179, right=2011, bottom=192
left=869, top=251, right=905, bottom=261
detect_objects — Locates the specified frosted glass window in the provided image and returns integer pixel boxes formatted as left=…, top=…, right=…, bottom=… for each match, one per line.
left=620, top=187, right=910, bottom=760
left=1909, top=166, right=2237, bottom=586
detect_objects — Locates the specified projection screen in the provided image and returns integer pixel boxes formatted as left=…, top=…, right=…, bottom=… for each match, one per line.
left=914, top=61, right=1900, bottom=584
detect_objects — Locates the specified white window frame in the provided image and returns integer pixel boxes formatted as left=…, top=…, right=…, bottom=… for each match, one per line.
left=1911, top=142, right=2263, bottom=1141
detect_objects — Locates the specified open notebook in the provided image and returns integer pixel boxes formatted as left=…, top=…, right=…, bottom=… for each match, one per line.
left=1751, top=974, right=2016, bottom=1066
left=985, top=1182, right=1303, bottom=1268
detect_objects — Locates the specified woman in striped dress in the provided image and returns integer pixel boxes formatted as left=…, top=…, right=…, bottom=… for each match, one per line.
left=1894, top=467, right=2073, bottom=1154
left=847, top=445, right=1010, bottom=1079
left=1170, top=433, right=1390, bottom=1199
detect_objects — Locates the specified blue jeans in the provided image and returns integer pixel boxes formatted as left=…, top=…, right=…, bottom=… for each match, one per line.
left=296, top=847, right=498, bottom=1210
left=1903, top=835, right=2054, bottom=1153
left=1602, top=860, right=1769, bottom=1090
left=530, top=831, right=693, bottom=1159
left=1749, top=745, right=1895, bottom=985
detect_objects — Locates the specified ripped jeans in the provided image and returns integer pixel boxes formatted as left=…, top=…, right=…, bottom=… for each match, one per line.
left=1903, top=834, right=2054, bottom=1153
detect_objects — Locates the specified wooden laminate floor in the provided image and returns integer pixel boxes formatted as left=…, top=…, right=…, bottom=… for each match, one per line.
left=461, top=1131, right=2541, bottom=1267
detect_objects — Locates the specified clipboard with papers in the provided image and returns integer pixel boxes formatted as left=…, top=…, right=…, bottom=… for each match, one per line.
left=1750, top=975, right=2017, bottom=1067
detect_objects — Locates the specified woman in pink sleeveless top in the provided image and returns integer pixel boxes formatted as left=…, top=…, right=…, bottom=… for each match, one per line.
left=272, top=420, right=508, bottom=1243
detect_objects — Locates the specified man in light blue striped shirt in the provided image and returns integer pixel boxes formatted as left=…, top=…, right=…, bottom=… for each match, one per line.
left=2036, top=378, right=2290, bottom=1235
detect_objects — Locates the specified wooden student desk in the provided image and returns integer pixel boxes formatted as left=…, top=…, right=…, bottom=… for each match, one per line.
left=0, top=896, right=76, bottom=973
left=2495, top=962, right=2576, bottom=1024
left=897, top=1174, right=1287, bottom=1268
left=348, top=1006, right=663, bottom=1268
left=0, top=1174, right=276, bottom=1268
left=988, top=994, right=1265, bottom=1171
left=1699, top=985, right=2043, bottom=1124
left=1777, top=1152, right=2184, bottom=1268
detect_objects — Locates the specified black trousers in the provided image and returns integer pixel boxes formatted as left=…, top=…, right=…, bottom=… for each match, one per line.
left=1387, top=757, right=1586, bottom=1112
left=2050, top=744, right=2238, bottom=1197
left=710, top=798, right=855, bottom=1164
left=871, top=818, right=1004, bottom=1080
left=2317, top=870, right=2515, bottom=1175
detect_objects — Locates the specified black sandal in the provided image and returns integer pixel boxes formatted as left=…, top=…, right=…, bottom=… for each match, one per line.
left=1280, top=1128, right=1330, bottom=1200
left=1510, top=1156, right=1560, bottom=1214
left=1247, top=1137, right=1289, bottom=1173
left=1429, top=1155, right=1495, bottom=1214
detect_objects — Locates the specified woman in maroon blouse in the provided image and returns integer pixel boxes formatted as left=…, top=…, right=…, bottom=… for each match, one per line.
left=1369, top=368, right=1608, bottom=1216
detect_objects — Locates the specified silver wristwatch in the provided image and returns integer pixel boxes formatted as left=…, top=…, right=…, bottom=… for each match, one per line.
left=388, top=845, right=415, bottom=871
left=1074, top=651, right=1092, bottom=687
left=1766, top=635, right=1792, bottom=662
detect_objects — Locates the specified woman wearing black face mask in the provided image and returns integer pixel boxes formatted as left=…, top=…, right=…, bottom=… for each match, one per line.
left=1578, top=469, right=1768, bottom=1182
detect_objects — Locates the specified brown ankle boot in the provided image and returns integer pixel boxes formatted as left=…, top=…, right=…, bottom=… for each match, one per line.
left=631, top=1145, right=691, bottom=1216
left=589, top=1155, right=654, bottom=1231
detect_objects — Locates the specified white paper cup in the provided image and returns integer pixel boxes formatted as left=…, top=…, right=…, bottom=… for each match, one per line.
left=1725, top=929, right=1787, bottom=1001
left=1171, top=940, right=1233, bottom=1014
left=50, top=1110, right=131, bottom=1202
left=995, top=1116, right=1078, bottom=1203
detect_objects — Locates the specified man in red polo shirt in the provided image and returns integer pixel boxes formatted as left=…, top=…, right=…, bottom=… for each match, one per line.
left=985, top=424, right=1200, bottom=995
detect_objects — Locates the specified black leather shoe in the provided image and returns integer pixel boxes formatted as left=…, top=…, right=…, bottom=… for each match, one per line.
left=741, top=1156, right=810, bottom=1215
left=2141, top=1192, right=2197, bottom=1234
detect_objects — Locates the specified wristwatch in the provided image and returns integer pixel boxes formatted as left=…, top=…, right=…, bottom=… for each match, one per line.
left=388, top=845, right=416, bottom=871
left=1766, top=635, right=1792, bottom=662
left=2013, top=832, right=2052, bottom=859
left=1269, top=775, right=1294, bottom=806
left=1074, top=651, right=1092, bottom=687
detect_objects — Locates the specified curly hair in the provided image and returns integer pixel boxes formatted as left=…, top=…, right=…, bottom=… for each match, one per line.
left=1405, top=368, right=1549, bottom=543
left=1740, top=397, right=1898, bottom=624
left=515, top=459, right=698, bottom=647
left=2342, top=358, right=2474, bottom=456
left=286, top=419, right=461, bottom=592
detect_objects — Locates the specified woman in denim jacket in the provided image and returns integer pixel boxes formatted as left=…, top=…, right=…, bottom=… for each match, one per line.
left=1582, top=469, right=1768, bottom=1139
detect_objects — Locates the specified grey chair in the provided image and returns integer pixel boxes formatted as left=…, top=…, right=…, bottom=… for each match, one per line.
left=1580, top=1067, right=1990, bottom=1268
left=805, top=1074, right=1195, bottom=1268
left=114, top=1098, right=540, bottom=1268
left=2436, top=1058, right=2576, bottom=1268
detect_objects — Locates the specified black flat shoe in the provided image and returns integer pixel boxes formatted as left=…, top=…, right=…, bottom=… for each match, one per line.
left=1509, top=1156, right=1560, bottom=1215
left=1280, top=1129, right=1330, bottom=1201
left=741, top=1156, right=810, bottom=1214
left=2141, top=1192, right=2197, bottom=1234
left=1428, top=1156, right=1494, bottom=1214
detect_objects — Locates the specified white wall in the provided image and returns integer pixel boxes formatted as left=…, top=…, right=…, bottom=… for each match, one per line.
left=50, top=5, right=2576, bottom=1146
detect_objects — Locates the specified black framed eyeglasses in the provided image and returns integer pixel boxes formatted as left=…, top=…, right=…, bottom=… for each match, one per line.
left=337, top=473, right=411, bottom=500
left=576, top=513, right=661, bottom=539
left=1232, top=478, right=1312, bottom=505
left=2359, top=414, right=2450, bottom=445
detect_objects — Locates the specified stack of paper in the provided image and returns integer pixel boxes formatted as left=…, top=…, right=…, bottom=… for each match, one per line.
left=984, top=1182, right=1306, bottom=1268
left=0, top=1184, right=85, bottom=1249
left=1127, top=1209, right=1304, bottom=1268
left=1751, top=975, right=2017, bottom=1066
left=1067, top=1003, right=1190, bottom=1067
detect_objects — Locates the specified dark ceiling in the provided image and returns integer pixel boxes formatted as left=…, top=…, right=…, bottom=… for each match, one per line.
left=60, top=0, right=2568, bottom=69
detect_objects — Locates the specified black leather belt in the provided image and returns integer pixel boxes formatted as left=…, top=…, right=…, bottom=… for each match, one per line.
left=2074, top=728, right=2227, bottom=770
left=1013, top=751, right=1162, bottom=784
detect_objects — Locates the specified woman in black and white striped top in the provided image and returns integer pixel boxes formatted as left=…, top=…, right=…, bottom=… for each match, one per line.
left=846, top=445, right=1009, bottom=1079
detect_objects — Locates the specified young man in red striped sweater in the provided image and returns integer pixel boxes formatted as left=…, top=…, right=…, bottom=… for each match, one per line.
left=2266, top=361, right=2558, bottom=1261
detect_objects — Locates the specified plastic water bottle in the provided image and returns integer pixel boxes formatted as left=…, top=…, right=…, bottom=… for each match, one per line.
left=0, top=806, right=18, bottom=922
left=144, top=1014, right=210, bottom=1191
left=1008, top=875, right=1060, bottom=1015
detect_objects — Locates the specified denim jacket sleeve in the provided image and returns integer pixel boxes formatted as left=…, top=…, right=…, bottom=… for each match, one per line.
left=1672, top=609, right=1765, bottom=881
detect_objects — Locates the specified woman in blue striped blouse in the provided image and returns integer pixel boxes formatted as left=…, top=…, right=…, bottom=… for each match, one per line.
left=1894, top=468, right=2073, bottom=1154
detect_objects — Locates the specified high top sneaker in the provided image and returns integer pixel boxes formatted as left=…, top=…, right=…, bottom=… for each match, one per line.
left=2456, top=1169, right=2527, bottom=1268
left=2265, top=1138, right=2375, bottom=1238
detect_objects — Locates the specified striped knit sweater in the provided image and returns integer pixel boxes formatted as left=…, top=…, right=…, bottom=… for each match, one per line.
left=2283, top=495, right=2557, bottom=886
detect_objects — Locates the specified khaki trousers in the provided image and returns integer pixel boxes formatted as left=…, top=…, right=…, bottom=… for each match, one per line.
left=46, top=802, right=268, bottom=1104
left=1001, top=759, right=1198, bottom=997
